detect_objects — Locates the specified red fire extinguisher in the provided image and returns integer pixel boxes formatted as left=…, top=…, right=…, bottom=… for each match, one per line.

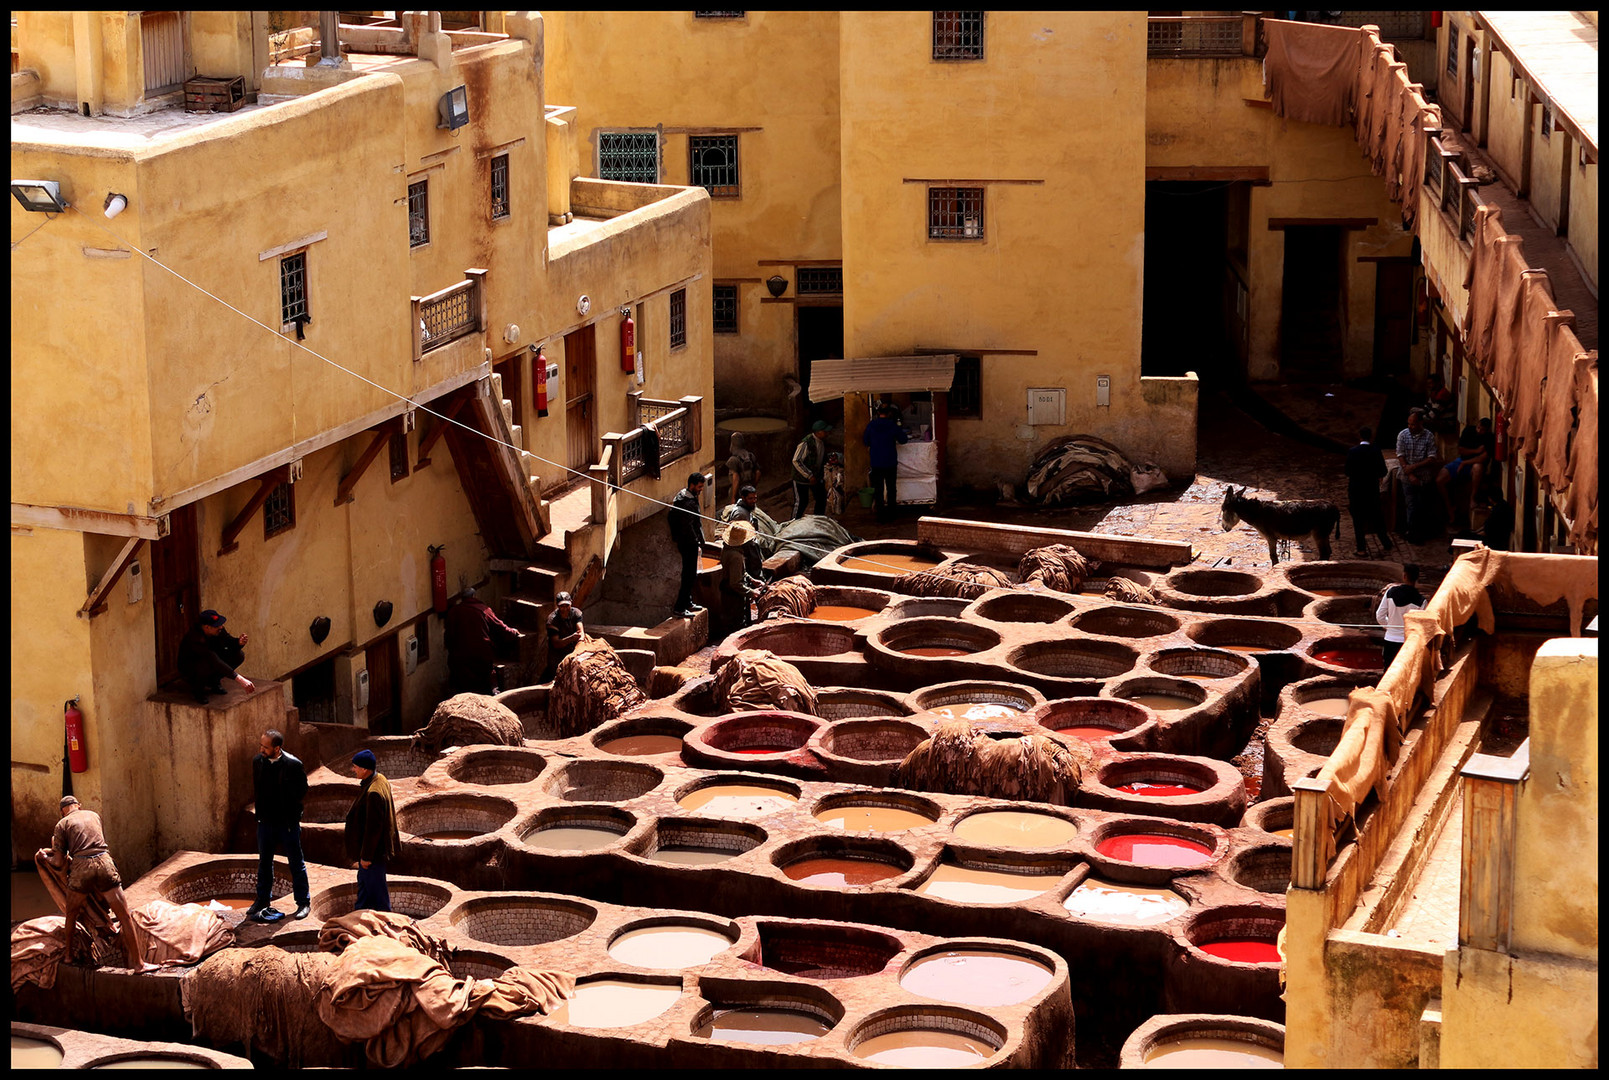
left=619, top=312, right=636, bottom=373
left=65, top=698, right=88, bottom=773
left=429, top=545, right=449, bottom=614
left=534, top=347, right=549, bottom=418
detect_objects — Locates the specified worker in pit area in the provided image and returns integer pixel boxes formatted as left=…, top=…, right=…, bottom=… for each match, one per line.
left=37, top=796, right=156, bottom=972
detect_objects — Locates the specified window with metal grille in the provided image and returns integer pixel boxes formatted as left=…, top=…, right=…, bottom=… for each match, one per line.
left=141, top=11, right=185, bottom=93
left=670, top=288, right=687, bottom=349
left=712, top=285, right=739, bottom=334
left=1445, top=25, right=1458, bottom=77
left=490, top=154, right=510, bottom=220
left=280, top=251, right=309, bottom=327
left=693, top=11, right=745, bottom=18
left=928, top=187, right=985, bottom=240
left=599, top=131, right=660, bottom=183
left=389, top=430, right=410, bottom=483
left=949, top=355, right=982, bottom=419
left=264, top=481, right=295, bottom=539
left=796, top=267, right=843, bottom=296
left=933, top=11, right=984, bottom=61
left=408, top=180, right=429, bottom=247
left=1540, top=103, right=1553, bottom=140
left=689, top=135, right=740, bottom=198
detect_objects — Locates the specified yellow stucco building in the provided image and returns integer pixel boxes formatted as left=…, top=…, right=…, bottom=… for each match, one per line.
left=11, top=11, right=714, bottom=875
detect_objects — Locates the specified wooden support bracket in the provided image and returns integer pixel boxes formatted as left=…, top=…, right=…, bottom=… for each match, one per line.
left=335, top=419, right=402, bottom=506
left=79, top=536, right=146, bottom=618
left=415, top=390, right=470, bottom=470
left=219, top=466, right=290, bottom=556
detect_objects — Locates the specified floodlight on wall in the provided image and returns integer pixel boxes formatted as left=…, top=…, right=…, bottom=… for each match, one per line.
left=11, top=180, right=68, bottom=213
left=437, top=86, right=470, bottom=131
left=766, top=275, right=788, bottom=298
left=103, top=193, right=128, bottom=219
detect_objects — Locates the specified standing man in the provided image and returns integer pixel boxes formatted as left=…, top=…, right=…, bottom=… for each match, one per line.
left=791, top=421, right=831, bottom=519
left=669, top=472, right=708, bottom=619
left=1395, top=407, right=1441, bottom=543
left=1374, top=564, right=1425, bottom=668
left=250, top=729, right=311, bottom=923
left=725, top=432, right=761, bottom=507
left=545, top=592, right=585, bottom=677
left=344, top=749, right=399, bottom=913
left=36, top=796, right=155, bottom=971
left=717, top=520, right=762, bottom=634
left=444, top=587, right=523, bottom=695
left=1343, top=427, right=1392, bottom=557
left=862, top=404, right=910, bottom=523
left=177, top=610, right=254, bottom=704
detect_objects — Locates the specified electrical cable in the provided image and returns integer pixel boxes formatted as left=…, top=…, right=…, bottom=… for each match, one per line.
left=10, top=211, right=57, bottom=251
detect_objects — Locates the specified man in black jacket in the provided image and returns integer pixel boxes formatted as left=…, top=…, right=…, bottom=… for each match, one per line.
left=177, top=610, right=254, bottom=704
left=249, top=729, right=310, bottom=922
left=669, top=472, right=708, bottom=618
left=1344, top=427, right=1393, bottom=556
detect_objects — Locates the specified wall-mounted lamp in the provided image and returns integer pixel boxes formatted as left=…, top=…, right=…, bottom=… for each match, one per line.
left=373, top=600, right=394, bottom=627
left=310, top=615, right=332, bottom=644
left=437, top=85, right=470, bottom=131
left=766, top=275, right=788, bottom=298
left=11, top=180, right=69, bottom=213
left=103, top=193, right=128, bottom=219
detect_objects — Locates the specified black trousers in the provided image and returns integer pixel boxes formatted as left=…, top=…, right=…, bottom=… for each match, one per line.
left=675, top=545, right=699, bottom=611
left=792, top=480, right=826, bottom=519
left=870, top=466, right=897, bottom=517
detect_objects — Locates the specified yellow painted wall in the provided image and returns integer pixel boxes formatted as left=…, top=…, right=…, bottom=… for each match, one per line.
left=1483, top=49, right=1527, bottom=190
left=1528, top=103, right=1568, bottom=234
left=1441, top=943, right=1599, bottom=1068
left=545, top=10, right=841, bottom=415
left=1566, top=157, right=1596, bottom=291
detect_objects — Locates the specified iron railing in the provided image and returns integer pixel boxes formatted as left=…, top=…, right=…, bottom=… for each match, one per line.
left=1146, top=15, right=1250, bottom=58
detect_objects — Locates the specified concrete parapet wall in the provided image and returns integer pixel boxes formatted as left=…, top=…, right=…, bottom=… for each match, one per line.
left=916, top=516, right=1194, bottom=569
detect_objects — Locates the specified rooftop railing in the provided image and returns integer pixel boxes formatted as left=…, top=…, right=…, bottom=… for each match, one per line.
left=1146, top=14, right=1261, bottom=59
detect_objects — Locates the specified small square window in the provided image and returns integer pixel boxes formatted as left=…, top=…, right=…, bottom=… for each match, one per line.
left=490, top=154, right=510, bottom=220
left=713, top=285, right=739, bottom=334
left=264, top=481, right=295, bottom=540
left=796, top=267, right=843, bottom=296
left=1446, top=26, right=1459, bottom=77
left=670, top=288, right=687, bottom=349
left=693, top=11, right=745, bottom=19
left=933, top=11, right=985, bottom=61
left=408, top=179, right=430, bottom=247
left=928, top=187, right=985, bottom=240
left=280, top=251, right=309, bottom=328
left=949, top=355, right=982, bottom=419
left=389, top=430, right=410, bottom=483
left=599, top=131, right=661, bottom=184
left=1540, top=103, right=1553, bottom=140
left=690, top=135, right=740, bottom=198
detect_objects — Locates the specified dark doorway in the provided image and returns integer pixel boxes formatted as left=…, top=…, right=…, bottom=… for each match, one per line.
left=365, top=635, right=402, bottom=735
left=1279, top=225, right=1346, bottom=377
left=797, top=305, right=844, bottom=426
left=150, top=503, right=200, bottom=689
left=1372, top=260, right=1415, bottom=377
left=1143, top=181, right=1233, bottom=382
left=292, top=657, right=338, bottom=726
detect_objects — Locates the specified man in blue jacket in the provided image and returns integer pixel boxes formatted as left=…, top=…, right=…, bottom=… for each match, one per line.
left=862, top=403, right=909, bottom=523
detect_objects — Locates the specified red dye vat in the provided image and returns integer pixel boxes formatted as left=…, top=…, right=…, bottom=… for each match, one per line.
left=1097, top=833, right=1214, bottom=867
left=1197, top=939, right=1282, bottom=964
left=1312, top=649, right=1381, bottom=670
left=1054, top=726, right=1118, bottom=742
left=1113, top=781, right=1203, bottom=797
left=731, top=747, right=793, bottom=755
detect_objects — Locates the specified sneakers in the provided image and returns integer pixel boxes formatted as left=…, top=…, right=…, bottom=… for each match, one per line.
left=293, top=903, right=312, bottom=921
left=251, top=907, right=285, bottom=923
left=674, top=608, right=697, bottom=618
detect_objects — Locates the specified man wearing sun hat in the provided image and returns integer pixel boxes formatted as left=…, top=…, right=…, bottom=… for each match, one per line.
left=344, top=749, right=399, bottom=912
left=717, top=519, right=764, bottom=633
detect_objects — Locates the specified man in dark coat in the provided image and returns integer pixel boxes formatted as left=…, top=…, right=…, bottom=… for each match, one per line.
left=791, top=421, right=831, bottom=518
left=344, top=749, right=399, bottom=912
left=862, top=404, right=910, bottom=522
left=444, top=588, right=522, bottom=695
left=177, top=610, right=254, bottom=703
left=669, top=472, right=708, bottom=618
left=1343, top=426, right=1392, bottom=556
left=250, top=729, right=310, bottom=922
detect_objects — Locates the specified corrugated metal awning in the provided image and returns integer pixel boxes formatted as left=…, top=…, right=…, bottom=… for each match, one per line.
left=807, top=355, right=958, bottom=403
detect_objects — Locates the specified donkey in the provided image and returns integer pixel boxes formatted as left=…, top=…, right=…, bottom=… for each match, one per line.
left=1220, top=486, right=1341, bottom=565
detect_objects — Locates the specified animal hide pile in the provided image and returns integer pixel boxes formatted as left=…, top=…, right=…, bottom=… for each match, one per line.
left=1018, top=544, right=1093, bottom=593
left=1104, top=577, right=1161, bottom=606
left=411, top=694, right=523, bottom=755
left=895, top=720, right=1089, bottom=805
left=758, top=574, right=816, bottom=620
left=893, top=561, right=1014, bottom=599
left=548, top=637, right=648, bottom=738
left=1023, top=435, right=1135, bottom=506
left=712, top=649, right=818, bottom=715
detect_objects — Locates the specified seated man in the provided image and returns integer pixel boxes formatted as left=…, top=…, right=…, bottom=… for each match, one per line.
left=1436, top=421, right=1491, bottom=528
left=177, top=610, right=254, bottom=704
left=545, top=592, right=584, bottom=677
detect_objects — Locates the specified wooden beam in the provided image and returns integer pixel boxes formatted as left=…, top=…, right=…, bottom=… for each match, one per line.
left=334, top=420, right=400, bottom=506
left=11, top=503, right=169, bottom=539
left=79, top=536, right=145, bottom=619
left=415, top=390, right=470, bottom=470
left=1147, top=165, right=1271, bottom=184
left=219, top=467, right=289, bottom=556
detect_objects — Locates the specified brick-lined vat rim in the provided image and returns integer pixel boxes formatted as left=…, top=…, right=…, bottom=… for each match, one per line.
left=320, top=735, right=437, bottom=779
left=440, top=746, right=549, bottom=786
left=1182, top=617, right=1305, bottom=651
left=396, top=792, right=519, bottom=840
left=1087, top=754, right=1247, bottom=819
left=673, top=773, right=804, bottom=802
left=1241, top=796, right=1294, bottom=836
left=158, top=855, right=293, bottom=906
left=1176, top=903, right=1288, bottom=965
left=627, top=816, right=770, bottom=860
left=810, top=718, right=933, bottom=767
left=744, top=919, right=908, bottom=980
left=310, top=877, right=454, bottom=922
left=1083, top=817, right=1229, bottom=885
left=906, top=679, right=1045, bottom=715
left=1144, top=647, right=1252, bottom=682
left=883, top=596, right=971, bottom=621
left=870, top=617, right=1004, bottom=656
left=844, top=1004, right=1009, bottom=1063
left=723, top=620, right=860, bottom=659
left=690, top=975, right=849, bottom=1032
left=447, top=892, right=600, bottom=947
left=1158, top=568, right=1265, bottom=598
left=299, top=781, right=360, bottom=824
left=1107, top=675, right=1211, bottom=712
left=1006, top=637, right=1140, bottom=679
left=1281, top=559, right=1404, bottom=594
left=771, top=835, right=920, bottom=886
left=1119, top=1012, right=1286, bottom=1068
left=690, top=711, right=826, bottom=756
left=1067, top=605, right=1183, bottom=640
left=1307, top=592, right=1382, bottom=626
left=815, top=687, right=914, bottom=719
left=966, top=589, right=1079, bottom=625
left=1225, top=843, right=1294, bottom=895
left=1030, top=696, right=1159, bottom=750
left=539, top=758, right=667, bottom=802
left=513, top=804, right=639, bottom=851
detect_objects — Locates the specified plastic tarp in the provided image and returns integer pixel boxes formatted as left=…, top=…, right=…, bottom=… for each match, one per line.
left=896, top=439, right=939, bottom=505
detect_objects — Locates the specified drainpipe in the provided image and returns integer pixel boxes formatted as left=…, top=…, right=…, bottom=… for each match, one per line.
left=316, top=11, right=346, bottom=68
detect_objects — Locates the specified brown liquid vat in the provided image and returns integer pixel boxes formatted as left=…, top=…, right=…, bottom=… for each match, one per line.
left=1120, top=1013, right=1285, bottom=1070
left=591, top=715, right=696, bottom=756
left=846, top=1005, right=1008, bottom=1067
left=772, top=836, right=918, bottom=889
left=514, top=805, right=638, bottom=856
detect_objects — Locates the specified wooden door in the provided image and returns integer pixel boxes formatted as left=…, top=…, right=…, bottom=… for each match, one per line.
left=564, top=326, right=598, bottom=473
left=150, top=503, right=200, bottom=688
left=364, top=634, right=401, bottom=735
left=1372, top=260, right=1415, bottom=377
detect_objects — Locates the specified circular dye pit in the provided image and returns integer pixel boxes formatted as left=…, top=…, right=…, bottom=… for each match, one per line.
left=547, top=979, right=682, bottom=1029
left=1197, top=939, right=1283, bottom=964
left=598, top=734, right=684, bottom=756
left=1098, top=833, right=1215, bottom=868
left=1057, top=726, right=1122, bottom=742
left=782, top=857, right=906, bottom=887
left=808, top=604, right=881, bottom=622
left=853, top=1029, right=996, bottom=1067
left=1166, top=569, right=1262, bottom=597
left=607, top=923, right=734, bottom=969
left=1300, top=695, right=1352, bottom=717
left=642, top=819, right=765, bottom=866
left=12, top=1037, right=64, bottom=1069
left=1063, top=877, right=1190, bottom=925
left=694, top=1009, right=833, bottom=1046
left=840, top=551, right=944, bottom=576
left=925, top=701, right=1022, bottom=721
left=1311, top=648, right=1381, bottom=670
left=677, top=783, right=799, bottom=818
left=202, top=897, right=256, bottom=911
left=1113, top=780, right=1204, bottom=797
left=698, top=555, right=720, bottom=572
left=899, top=949, right=1055, bottom=1007
left=915, top=862, right=1066, bottom=904
left=1143, top=1037, right=1284, bottom=1068
left=1125, top=693, right=1200, bottom=713
left=901, top=645, right=972, bottom=657
left=816, top=804, right=937, bottom=832
left=647, top=847, right=738, bottom=865
left=91, top=1057, right=213, bottom=1070
left=952, top=810, right=1077, bottom=849
left=522, top=809, right=634, bottom=852
left=1220, top=644, right=1273, bottom=653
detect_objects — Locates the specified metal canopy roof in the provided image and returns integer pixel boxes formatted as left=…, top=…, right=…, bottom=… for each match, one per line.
left=807, top=354, right=958, bottom=402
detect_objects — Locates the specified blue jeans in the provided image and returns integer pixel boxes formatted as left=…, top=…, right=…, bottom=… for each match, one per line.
left=355, top=861, right=390, bottom=912
left=255, top=821, right=310, bottom=908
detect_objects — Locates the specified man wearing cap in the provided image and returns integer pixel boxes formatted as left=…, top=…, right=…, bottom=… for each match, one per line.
left=249, top=729, right=311, bottom=923
left=177, top=610, right=254, bottom=705
left=36, top=796, right=155, bottom=971
left=717, top=519, right=763, bottom=633
left=444, top=587, right=523, bottom=695
left=344, top=749, right=400, bottom=912
left=791, top=421, right=831, bottom=519
left=1395, top=407, right=1441, bottom=543
left=669, top=472, right=708, bottom=619
left=545, top=592, right=585, bottom=677
left=862, top=404, right=910, bottom=523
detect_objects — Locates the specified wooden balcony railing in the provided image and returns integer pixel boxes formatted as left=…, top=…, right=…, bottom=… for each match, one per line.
left=412, top=269, right=488, bottom=361
left=590, top=394, right=704, bottom=525
left=1147, top=14, right=1260, bottom=58
left=1423, top=132, right=1485, bottom=245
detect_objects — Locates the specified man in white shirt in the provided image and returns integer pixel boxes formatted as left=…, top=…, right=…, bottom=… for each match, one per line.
left=1375, top=564, right=1425, bottom=667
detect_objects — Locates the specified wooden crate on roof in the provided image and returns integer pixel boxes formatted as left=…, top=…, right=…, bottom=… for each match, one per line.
left=184, top=75, right=246, bottom=114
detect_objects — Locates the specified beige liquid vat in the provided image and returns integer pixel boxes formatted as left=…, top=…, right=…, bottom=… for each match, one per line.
left=694, top=1009, right=832, bottom=1045
left=677, top=784, right=799, bottom=818
left=547, top=980, right=682, bottom=1029
left=1142, top=1036, right=1284, bottom=1067
left=915, top=863, right=1064, bottom=904
left=1062, top=878, right=1189, bottom=925
left=816, top=805, right=936, bottom=832
left=1126, top=693, right=1199, bottom=712
left=526, top=825, right=623, bottom=851
left=12, top=1037, right=64, bottom=1069
left=1301, top=696, right=1352, bottom=717
left=92, top=1060, right=212, bottom=1070
left=854, top=1029, right=995, bottom=1066
left=607, top=924, right=732, bottom=969
left=599, top=734, right=684, bottom=756
left=927, top=702, right=1022, bottom=721
left=953, top=811, right=1077, bottom=849
left=647, top=847, right=738, bottom=865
